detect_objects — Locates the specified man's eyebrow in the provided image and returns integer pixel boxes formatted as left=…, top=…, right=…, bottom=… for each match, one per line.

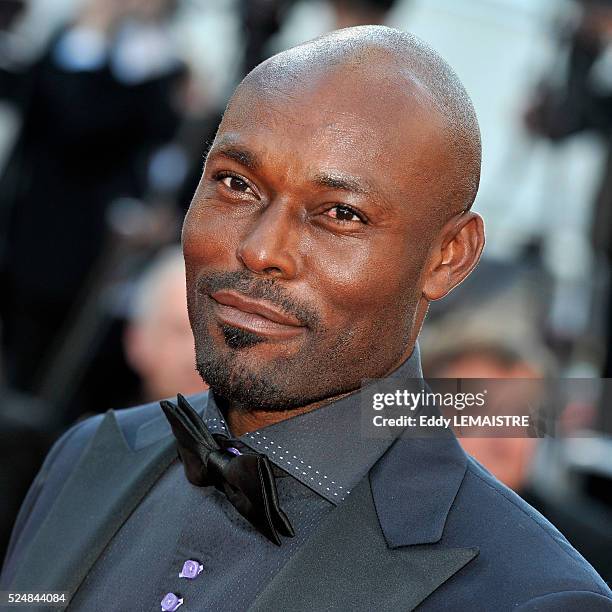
left=312, top=171, right=372, bottom=195
left=207, top=143, right=259, bottom=170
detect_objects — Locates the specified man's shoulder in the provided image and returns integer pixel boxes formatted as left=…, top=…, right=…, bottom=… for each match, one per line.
left=12, top=391, right=209, bottom=501
left=459, top=457, right=592, bottom=567
left=65, top=391, right=210, bottom=453
left=439, top=456, right=612, bottom=604
left=114, top=391, right=210, bottom=426
left=0, top=392, right=209, bottom=584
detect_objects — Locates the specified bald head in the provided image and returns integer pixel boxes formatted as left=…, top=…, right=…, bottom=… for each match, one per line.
left=227, top=25, right=481, bottom=220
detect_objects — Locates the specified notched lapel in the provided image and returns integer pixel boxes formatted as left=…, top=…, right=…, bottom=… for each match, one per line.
left=9, top=410, right=177, bottom=607
left=250, top=476, right=478, bottom=612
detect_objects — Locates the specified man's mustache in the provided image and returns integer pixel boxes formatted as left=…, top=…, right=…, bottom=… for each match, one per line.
left=197, top=271, right=321, bottom=329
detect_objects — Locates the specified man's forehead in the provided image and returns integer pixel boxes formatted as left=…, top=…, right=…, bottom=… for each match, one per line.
left=208, top=131, right=382, bottom=201
left=211, top=115, right=380, bottom=168
left=213, top=82, right=446, bottom=177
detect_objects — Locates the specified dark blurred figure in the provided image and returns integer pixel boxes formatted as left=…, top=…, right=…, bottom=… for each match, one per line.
left=0, top=322, right=57, bottom=564
left=426, top=340, right=612, bottom=585
left=0, top=0, right=23, bottom=39
left=525, top=0, right=612, bottom=397
left=0, top=0, right=186, bottom=400
left=330, top=0, right=398, bottom=29
left=238, top=0, right=398, bottom=76
left=239, top=0, right=298, bottom=75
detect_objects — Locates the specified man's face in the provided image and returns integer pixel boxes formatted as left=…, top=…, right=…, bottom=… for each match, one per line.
left=183, top=72, right=450, bottom=410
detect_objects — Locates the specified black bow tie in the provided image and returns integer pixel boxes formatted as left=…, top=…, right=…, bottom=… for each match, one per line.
left=160, top=394, right=295, bottom=546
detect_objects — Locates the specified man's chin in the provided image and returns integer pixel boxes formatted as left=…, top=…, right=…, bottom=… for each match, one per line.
left=192, top=323, right=358, bottom=411
left=196, top=355, right=300, bottom=411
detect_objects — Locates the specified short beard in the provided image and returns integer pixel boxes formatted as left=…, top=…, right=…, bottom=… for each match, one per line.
left=191, top=270, right=415, bottom=413
left=195, top=323, right=376, bottom=413
left=193, top=269, right=325, bottom=411
left=196, top=350, right=308, bottom=411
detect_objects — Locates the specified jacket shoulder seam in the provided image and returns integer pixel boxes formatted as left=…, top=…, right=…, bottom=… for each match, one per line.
left=518, top=589, right=612, bottom=607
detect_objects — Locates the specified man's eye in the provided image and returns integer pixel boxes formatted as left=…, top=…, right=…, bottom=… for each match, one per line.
left=219, top=175, right=253, bottom=195
left=325, top=205, right=365, bottom=223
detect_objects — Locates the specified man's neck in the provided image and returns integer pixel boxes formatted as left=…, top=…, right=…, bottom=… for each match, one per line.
left=224, top=392, right=352, bottom=437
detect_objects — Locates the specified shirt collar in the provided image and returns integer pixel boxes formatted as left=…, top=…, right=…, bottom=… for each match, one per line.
left=202, top=344, right=423, bottom=505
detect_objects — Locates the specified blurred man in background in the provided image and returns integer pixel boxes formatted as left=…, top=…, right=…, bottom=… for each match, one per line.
left=330, top=0, right=398, bottom=29
left=124, top=245, right=207, bottom=403
left=425, top=341, right=547, bottom=492
left=526, top=0, right=612, bottom=396
left=425, top=339, right=612, bottom=585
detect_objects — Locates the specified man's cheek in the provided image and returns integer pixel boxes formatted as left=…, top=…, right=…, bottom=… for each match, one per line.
left=322, top=268, right=408, bottom=315
left=183, top=202, right=243, bottom=260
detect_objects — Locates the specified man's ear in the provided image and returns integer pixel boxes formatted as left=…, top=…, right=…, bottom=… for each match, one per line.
left=422, top=211, right=485, bottom=301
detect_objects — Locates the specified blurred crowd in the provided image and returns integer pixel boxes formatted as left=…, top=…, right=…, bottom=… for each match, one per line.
left=0, top=0, right=610, bottom=585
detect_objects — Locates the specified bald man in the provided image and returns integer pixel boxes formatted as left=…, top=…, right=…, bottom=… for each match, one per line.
left=2, top=26, right=611, bottom=611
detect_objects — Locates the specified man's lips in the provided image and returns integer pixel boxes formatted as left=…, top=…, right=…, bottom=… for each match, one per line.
left=209, top=290, right=306, bottom=338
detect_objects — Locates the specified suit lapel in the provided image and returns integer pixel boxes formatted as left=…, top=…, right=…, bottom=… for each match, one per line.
left=251, top=426, right=477, bottom=612
left=9, top=410, right=177, bottom=604
left=250, top=475, right=477, bottom=612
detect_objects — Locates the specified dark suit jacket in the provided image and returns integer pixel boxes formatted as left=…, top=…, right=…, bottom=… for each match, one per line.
left=2, top=391, right=611, bottom=611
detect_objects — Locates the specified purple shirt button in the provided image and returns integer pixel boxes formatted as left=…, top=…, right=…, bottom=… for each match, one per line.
left=161, top=592, right=183, bottom=611
left=179, top=559, right=204, bottom=579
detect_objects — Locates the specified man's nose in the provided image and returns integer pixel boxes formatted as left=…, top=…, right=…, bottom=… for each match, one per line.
left=236, top=203, right=300, bottom=279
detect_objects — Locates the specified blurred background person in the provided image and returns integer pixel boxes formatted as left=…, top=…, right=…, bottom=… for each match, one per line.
left=123, top=245, right=207, bottom=404
left=424, top=341, right=548, bottom=493
left=330, top=0, right=398, bottom=29
left=424, top=342, right=544, bottom=497
left=0, top=0, right=187, bottom=398
left=425, top=338, right=612, bottom=585
left=524, top=0, right=612, bottom=433
left=238, top=0, right=298, bottom=76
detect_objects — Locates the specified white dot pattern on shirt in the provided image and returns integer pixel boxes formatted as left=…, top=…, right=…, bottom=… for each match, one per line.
left=246, top=431, right=348, bottom=500
left=204, top=417, right=227, bottom=434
